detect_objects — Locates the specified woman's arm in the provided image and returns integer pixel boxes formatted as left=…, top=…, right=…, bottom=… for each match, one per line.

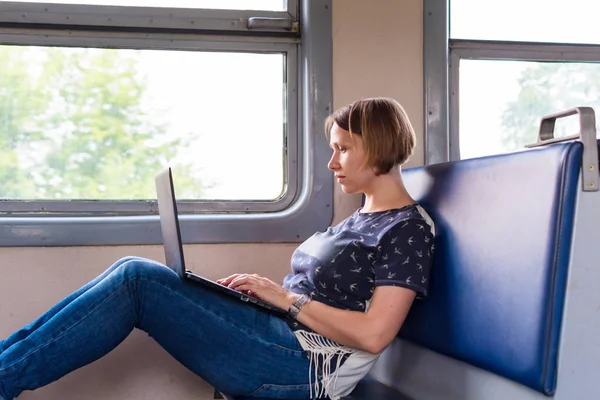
left=292, top=285, right=416, bottom=353
left=219, top=273, right=416, bottom=354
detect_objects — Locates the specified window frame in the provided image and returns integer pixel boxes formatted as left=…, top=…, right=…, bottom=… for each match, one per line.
left=424, top=0, right=600, bottom=163
left=449, top=40, right=600, bottom=161
left=0, top=1, right=300, bottom=32
left=0, top=0, right=334, bottom=246
left=0, top=31, right=299, bottom=215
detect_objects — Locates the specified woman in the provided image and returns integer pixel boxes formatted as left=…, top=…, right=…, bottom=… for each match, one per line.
left=0, top=97, right=435, bottom=400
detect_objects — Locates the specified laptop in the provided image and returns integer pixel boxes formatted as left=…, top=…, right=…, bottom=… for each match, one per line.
left=154, top=167, right=286, bottom=315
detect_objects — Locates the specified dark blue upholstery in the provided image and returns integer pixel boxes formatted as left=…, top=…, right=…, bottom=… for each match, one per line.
left=399, top=141, right=585, bottom=395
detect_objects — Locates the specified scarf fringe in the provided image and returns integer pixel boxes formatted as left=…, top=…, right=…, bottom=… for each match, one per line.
left=294, top=330, right=356, bottom=399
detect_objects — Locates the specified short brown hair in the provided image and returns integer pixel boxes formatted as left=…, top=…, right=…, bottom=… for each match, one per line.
left=324, top=97, right=416, bottom=174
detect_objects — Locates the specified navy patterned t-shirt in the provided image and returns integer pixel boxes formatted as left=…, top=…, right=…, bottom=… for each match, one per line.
left=283, top=203, right=435, bottom=331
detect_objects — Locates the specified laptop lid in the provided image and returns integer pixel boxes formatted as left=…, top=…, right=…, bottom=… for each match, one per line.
left=154, top=167, right=288, bottom=315
left=155, top=167, right=186, bottom=279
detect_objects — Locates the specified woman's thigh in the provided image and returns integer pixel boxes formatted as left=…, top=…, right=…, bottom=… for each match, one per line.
left=124, top=258, right=311, bottom=398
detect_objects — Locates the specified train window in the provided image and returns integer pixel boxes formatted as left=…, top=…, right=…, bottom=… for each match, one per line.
left=4, top=0, right=288, bottom=11
left=456, top=59, right=600, bottom=160
left=0, top=0, right=334, bottom=246
left=0, top=46, right=286, bottom=202
left=424, top=0, right=600, bottom=163
left=451, top=0, right=600, bottom=45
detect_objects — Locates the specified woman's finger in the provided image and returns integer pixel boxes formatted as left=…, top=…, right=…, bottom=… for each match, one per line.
left=232, top=283, right=254, bottom=293
left=228, top=274, right=252, bottom=288
left=217, top=274, right=241, bottom=286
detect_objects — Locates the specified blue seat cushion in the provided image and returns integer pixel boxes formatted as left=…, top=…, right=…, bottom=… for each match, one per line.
left=399, top=141, right=584, bottom=395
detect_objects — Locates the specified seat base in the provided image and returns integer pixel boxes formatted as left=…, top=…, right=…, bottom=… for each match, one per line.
left=219, top=377, right=413, bottom=400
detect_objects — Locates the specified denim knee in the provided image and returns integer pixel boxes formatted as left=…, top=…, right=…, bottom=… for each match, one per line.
left=113, top=256, right=148, bottom=267
left=116, top=257, right=172, bottom=282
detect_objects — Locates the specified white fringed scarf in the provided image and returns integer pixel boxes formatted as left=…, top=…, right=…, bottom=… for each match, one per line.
left=293, top=330, right=356, bottom=399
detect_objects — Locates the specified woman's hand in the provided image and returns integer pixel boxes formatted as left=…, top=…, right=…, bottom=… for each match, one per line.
left=217, top=274, right=298, bottom=311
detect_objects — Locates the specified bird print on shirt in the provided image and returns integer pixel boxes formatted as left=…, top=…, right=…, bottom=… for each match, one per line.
left=283, top=206, right=434, bottom=328
left=330, top=250, right=344, bottom=263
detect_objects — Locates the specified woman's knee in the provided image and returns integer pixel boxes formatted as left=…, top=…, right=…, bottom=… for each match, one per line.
left=113, top=256, right=148, bottom=267
left=116, top=257, right=174, bottom=282
left=94, top=256, right=147, bottom=281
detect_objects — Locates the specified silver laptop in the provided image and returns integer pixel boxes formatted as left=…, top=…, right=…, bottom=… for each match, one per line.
left=154, top=167, right=286, bottom=315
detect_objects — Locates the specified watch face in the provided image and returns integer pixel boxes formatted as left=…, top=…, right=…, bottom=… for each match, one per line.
left=289, top=306, right=299, bottom=319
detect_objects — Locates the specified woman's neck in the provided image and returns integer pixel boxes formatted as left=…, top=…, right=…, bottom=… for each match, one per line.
left=361, top=170, right=415, bottom=213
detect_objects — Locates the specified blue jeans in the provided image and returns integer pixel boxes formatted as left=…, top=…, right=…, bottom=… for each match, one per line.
left=0, top=257, right=312, bottom=399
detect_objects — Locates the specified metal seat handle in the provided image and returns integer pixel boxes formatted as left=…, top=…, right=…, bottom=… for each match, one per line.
left=527, top=106, right=599, bottom=192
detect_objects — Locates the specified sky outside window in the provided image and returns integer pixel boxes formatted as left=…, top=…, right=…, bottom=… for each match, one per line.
left=0, top=46, right=286, bottom=201
left=451, top=0, right=600, bottom=44
left=0, top=0, right=287, bottom=11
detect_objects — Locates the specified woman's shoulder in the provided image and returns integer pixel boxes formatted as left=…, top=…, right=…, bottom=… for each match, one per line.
left=376, top=204, right=435, bottom=238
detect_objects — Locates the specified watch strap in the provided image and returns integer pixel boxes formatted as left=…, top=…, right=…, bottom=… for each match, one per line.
left=288, top=294, right=311, bottom=319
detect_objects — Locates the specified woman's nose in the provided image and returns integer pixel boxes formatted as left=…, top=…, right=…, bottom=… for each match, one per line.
left=328, top=155, right=339, bottom=171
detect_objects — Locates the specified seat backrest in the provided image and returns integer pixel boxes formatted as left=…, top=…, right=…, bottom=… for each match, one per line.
left=399, top=140, right=584, bottom=396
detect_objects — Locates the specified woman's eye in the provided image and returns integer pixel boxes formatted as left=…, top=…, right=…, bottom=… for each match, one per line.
left=338, top=147, right=346, bottom=153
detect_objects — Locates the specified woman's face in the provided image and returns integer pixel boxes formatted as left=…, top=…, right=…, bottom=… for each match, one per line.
left=327, top=123, right=376, bottom=195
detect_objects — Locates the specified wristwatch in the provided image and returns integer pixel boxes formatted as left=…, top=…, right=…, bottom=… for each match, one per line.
left=288, top=294, right=311, bottom=320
